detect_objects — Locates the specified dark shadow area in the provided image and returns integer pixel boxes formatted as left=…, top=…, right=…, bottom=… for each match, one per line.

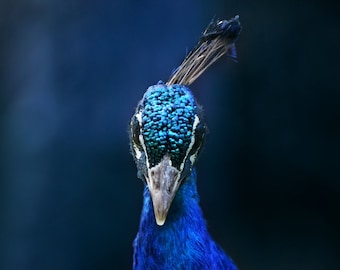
left=1, top=0, right=339, bottom=269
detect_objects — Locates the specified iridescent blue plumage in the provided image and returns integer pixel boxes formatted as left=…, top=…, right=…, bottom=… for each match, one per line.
left=130, top=84, right=236, bottom=269
left=129, top=15, right=240, bottom=270
left=133, top=170, right=237, bottom=270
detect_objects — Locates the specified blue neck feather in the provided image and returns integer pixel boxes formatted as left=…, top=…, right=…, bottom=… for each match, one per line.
left=133, top=169, right=237, bottom=270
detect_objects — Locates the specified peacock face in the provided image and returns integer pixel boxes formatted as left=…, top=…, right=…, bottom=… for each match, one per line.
left=130, top=83, right=206, bottom=225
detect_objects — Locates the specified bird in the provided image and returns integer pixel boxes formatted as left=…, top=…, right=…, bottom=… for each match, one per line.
left=129, top=16, right=241, bottom=270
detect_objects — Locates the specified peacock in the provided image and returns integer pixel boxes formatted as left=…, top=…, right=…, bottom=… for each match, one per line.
left=129, top=16, right=241, bottom=270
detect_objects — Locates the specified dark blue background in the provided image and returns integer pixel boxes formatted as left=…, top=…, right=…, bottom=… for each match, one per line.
left=1, top=0, right=339, bottom=269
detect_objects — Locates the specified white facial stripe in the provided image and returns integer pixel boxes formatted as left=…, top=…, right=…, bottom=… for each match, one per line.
left=139, top=134, right=148, bottom=162
left=189, top=131, right=204, bottom=165
left=180, top=114, right=200, bottom=171
left=135, top=110, right=142, bottom=123
left=189, top=150, right=199, bottom=165
left=133, top=143, right=142, bottom=159
left=132, top=110, right=146, bottom=162
left=135, top=110, right=151, bottom=171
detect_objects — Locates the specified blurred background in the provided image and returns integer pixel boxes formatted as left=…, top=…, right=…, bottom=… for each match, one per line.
left=1, top=0, right=339, bottom=269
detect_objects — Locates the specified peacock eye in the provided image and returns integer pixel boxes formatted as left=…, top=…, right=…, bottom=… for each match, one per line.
left=187, top=120, right=206, bottom=167
left=130, top=116, right=142, bottom=149
left=190, top=121, right=206, bottom=154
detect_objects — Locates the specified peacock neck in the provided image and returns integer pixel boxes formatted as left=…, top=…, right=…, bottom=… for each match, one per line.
left=134, top=169, right=211, bottom=268
left=133, top=169, right=236, bottom=270
left=138, top=169, right=206, bottom=234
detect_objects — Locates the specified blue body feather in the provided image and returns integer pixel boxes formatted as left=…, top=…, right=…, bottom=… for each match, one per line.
left=133, top=170, right=236, bottom=270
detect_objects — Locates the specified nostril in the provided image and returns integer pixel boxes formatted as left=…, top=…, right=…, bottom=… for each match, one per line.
left=152, top=178, right=160, bottom=190
left=167, top=181, right=175, bottom=194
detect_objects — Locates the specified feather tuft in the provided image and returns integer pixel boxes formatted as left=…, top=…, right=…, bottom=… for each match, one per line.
left=167, top=15, right=241, bottom=86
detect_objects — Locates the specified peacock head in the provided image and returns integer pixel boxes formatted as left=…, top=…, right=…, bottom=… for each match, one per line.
left=129, top=82, right=206, bottom=226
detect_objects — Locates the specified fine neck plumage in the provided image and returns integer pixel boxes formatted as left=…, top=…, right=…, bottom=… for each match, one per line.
left=133, top=169, right=237, bottom=270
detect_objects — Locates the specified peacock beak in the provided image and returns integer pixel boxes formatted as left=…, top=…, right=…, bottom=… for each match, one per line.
left=146, top=155, right=181, bottom=226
